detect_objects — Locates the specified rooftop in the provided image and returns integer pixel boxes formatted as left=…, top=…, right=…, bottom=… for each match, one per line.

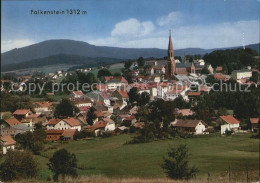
left=220, top=115, right=240, bottom=124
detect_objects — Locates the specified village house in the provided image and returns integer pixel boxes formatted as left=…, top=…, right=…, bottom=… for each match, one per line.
left=115, top=126, right=129, bottom=134
left=104, top=121, right=116, bottom=131
left=172, top=119, right=208, bottom=135
left=45, top=130, right=64, bottom=141
left=86, top=90, right=111, bottom=106
left=96, top=84, right=108, bottom=92
left=231, top=69, right=252, bottom=80
left=1, top=136, right=16, bottom=154
left=165, top=84, right=187, bottom=101
left=104, top=76, right=128, bottom=90
left=154, top=66, right=166, bottom=74
left=70, top=97, right=93, bottom=108
left=85, top=120, right=115, bottom=136
left=198, top=85, right=211, bottom=93
left=250, top=118, right=259, bottom=133
left=146, top=67, right=154, bottom=75
left=70, top=90, right=85, bottom=98
left=194, top=59, right=205, bottom=66
left=126, top=83, right=150, bottom=95
left=143, top=75, right=161, bottom=83
left=157, top=82, right=169, bottom=98
left=21, top=118, right=33, bottom=127
left=219, top=115, right=240, bottom=134
left=1, top=118, right=33, bottom=136
left=46, top=117, right=82, bottom=131
left=206, top=64, right=214, bottom=74
left=33, top=102, right=53, bottom=114
left=145, top=60, right=158, bottom=67
left=175, top=109, right=195, bottom=117
left=13, top=109, right=31, bottom=121
left=187, top=92, right=201, bottom=101
left=122, top=115, right=137, bottom=126
left=61, top=129, right=77, bottom=140
left=1, top=118, right=21, bottom=129
left=111, top=90, right=129, bottom=108
left=216, top=66, right=223, bottom=73
left=116, top=114, right=131, bottom=123
left=94, top=111, right=105, bottom=121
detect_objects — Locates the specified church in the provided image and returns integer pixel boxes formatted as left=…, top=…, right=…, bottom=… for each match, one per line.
left=165, top=31, right=195, bottom=78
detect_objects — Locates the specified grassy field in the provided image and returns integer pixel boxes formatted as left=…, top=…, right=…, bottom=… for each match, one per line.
left=36, top=133, right=259, bottom=181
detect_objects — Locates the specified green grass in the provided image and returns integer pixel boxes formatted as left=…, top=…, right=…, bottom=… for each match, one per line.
left=36, top=133, right=259, bottom=180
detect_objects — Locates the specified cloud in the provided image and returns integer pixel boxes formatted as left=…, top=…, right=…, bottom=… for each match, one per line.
left=89, top=19, right=259, bottom=50
left=157, top=11, right=183, bottom=26
left=111, top=18, right=155, bottom=38
left=1, top=39, right=35, bottom=53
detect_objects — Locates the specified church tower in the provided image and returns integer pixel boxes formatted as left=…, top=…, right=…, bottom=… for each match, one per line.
left=166, top=30, right=176, bottom=78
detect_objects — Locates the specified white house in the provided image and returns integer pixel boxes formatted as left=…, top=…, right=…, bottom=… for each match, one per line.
left=231, top=69, right=252, bottom=80
left=154, top=66, right=165, bottom=74
left=219, top=115, right=240, bottom=134
left=157, top=82, right=169, bottom=98
left=104, top=76, right=128, bottom=90
left=1, top=136, right=16, bottom=154
left=147, top=67, right=154, bottom=75
left=172, top=119, right=208, bottom=135
left=70, top=97, right=92, bottom=107
left=33, top=102, right=53, bottom=114
left=206, top=64, right=214, bottom=74
left=47, top=118, right=81, bottom=131
left=105, top=121, right=116, bottom=131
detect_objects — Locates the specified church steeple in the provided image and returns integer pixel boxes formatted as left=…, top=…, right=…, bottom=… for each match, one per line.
left=168, top=30, right=174, bottom=60
left=166, top=30, right=176, bottom=79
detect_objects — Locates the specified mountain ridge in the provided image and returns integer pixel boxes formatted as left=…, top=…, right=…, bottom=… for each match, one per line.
left=1, top=39, right=259, bottom=66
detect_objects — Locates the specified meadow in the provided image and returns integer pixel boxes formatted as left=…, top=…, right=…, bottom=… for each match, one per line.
left=37, top=133, right=259, bottom=182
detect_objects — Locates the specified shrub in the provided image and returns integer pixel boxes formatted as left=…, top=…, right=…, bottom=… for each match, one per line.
left=162, top=144, right=198, bottom=179
left=47, top=148, right=77, bottom=181
left=100, top=131, right=113, bottom=138
left=225, top=129, right=233, bottom=136
left=129, top=126, right=136, bottom=133
left=0, top=150, right=39, bottom=181
left=177, top=130, right=194, bottom=138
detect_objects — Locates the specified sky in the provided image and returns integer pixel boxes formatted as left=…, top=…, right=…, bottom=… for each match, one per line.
left=1, top=0, right=259, bottom=53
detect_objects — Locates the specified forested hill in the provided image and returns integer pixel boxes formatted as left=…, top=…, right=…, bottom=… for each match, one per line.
left=1, top=54, right=122, bottom=72
left=203, top=48, right=259, bottom=74
left=1, top=39, right=259, bottom=65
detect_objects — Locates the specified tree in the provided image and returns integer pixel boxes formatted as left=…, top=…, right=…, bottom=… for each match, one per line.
left=148, top=99, right=175, bottom=123
left=128, top=87, right=140, bottom=104
left=124, top=60, right=133, bottom=70
left=201, top=67, right=210, bottom=74
left=137, top=57, right=145, bottom=67
left=97, top=69, right=112, bottom=78
left=113, top=72, right=121, bottom=76
left=0, top=150, right=38, bottom=181
left=15, top=124, right=46, bottom=154
left=138, top=92, right=150, bottom=106
left=47, top=149, right=77, bottom=181
left=54, top=98, right=79, bottom=118
left=1, top=92, right=35, bottom=113
left=85, top=72, right=97, bottom=84
left=174, top=96, right=190, bottom=109
left=87, top=107, right=97, bottom=125
left=136, top=105, right=149, bottom=122
left=162, top=144, right=198, bottom=179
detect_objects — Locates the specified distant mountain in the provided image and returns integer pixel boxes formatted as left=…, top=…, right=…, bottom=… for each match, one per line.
left=2, top=39, right=259, bottom=66
left=1, top=54, right=123, bottom=72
